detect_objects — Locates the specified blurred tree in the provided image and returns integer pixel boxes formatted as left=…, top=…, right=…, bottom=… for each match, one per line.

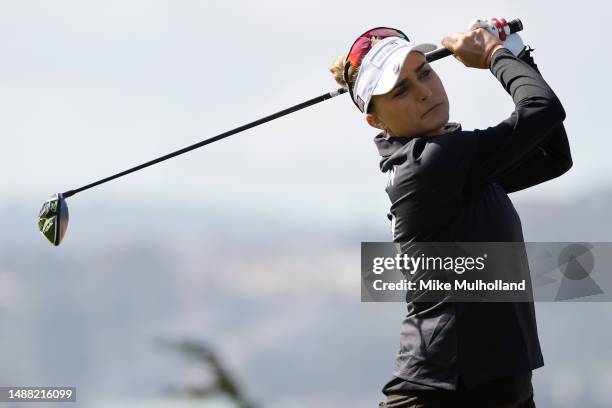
left=156, top=338, right=259, bottom=408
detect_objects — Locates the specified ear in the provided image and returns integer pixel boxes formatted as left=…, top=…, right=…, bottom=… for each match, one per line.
left=366, top=113, right=386, bottom=130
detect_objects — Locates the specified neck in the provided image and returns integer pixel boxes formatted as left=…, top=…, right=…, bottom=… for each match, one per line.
left=422, top=123, right=448, bottom=137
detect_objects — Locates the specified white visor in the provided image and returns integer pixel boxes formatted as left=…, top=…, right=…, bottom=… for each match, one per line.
left=353, top=36, right=437, bottom=113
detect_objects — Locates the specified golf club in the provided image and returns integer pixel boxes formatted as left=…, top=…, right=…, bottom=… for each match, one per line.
left=38, top=18, right=523, bottom=246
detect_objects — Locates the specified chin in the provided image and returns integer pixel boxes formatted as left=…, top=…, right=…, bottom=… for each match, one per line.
left=433, top=108, right=449, bottom=124
left=423, top=111, right=449, bottom=133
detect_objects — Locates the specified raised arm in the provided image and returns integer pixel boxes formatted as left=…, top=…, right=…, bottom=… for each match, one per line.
left=416, top=28, right=568, bottom=200
left=494, top=46, right=573, bottom=193
left=462, top=46, right=567, bottom=192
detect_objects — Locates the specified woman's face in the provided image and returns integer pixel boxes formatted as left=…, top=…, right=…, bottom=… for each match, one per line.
left=366, top=51, right=449, bottom=138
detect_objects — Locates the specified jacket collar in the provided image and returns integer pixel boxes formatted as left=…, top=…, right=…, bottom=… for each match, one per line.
left=373, top=122, right=462, bottom=157
left=373, top=122, right=462, bottom=171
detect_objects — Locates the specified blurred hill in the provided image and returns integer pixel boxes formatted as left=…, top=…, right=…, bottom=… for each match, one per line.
left=1, top=188, right=611, bottom=408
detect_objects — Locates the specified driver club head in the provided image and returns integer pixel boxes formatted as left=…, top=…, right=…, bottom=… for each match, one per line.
left=38, top=193, right=69, bottom=246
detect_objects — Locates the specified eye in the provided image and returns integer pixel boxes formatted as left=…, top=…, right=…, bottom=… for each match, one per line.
left=393, top=86, right=407, bottom=97
left=420, top=69, right=432, bottom=79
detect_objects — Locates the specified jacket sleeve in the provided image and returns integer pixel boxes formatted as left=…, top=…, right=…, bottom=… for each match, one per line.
left=461, top=47, right=568, bottom=194
left=493, top=47, right=573, bottom=193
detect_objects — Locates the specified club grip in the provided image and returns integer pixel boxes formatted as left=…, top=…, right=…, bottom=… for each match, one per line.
left=425, top=18, right=523, bottom=63
left=506, top=18, right=523, bottom=34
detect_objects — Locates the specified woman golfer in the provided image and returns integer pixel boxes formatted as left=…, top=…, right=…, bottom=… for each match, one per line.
left=330, top=19, right=572, bottom=408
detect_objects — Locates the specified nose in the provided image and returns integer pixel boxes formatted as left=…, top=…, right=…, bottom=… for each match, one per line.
left=415, top=81, right=432, bottom=101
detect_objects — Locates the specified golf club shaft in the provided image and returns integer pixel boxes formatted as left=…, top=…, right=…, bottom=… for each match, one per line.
left=62, top=88, right=348, bottom=198
left=62, top=18, right=523, bottom=199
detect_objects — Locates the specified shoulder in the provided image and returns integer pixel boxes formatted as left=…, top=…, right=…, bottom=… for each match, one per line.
left=415, top=130, right=478, bottom=170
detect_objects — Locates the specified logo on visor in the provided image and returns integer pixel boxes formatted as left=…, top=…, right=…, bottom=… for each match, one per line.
left=393, top=61, right=401, bottom=74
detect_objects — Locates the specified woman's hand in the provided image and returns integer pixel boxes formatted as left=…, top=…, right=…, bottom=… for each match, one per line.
left=441, top=27, right=505, bottom=69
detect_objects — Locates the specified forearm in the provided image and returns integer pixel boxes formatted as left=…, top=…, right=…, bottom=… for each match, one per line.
left=464, top=47, right=569, bottom=191
left=517, top=46, right=572, bottom=167
left=489, top=47, right=565, bottom=125
left=494, top=47, right=573, bottom=193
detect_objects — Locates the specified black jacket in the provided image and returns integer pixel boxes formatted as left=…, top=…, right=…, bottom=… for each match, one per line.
left=373, top=46, right=572, bottom=392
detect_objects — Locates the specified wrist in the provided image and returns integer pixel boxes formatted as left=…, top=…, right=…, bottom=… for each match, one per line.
left=486, top=44, right=506, bottom=67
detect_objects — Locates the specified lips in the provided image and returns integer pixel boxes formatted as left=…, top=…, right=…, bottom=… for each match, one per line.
left=422, top=103, right=442, bottom=118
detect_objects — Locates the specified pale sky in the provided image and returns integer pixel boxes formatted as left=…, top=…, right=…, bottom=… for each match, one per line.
left=1, top=0, right=608, bottom=223
left=1, top=3, right=611, bottom=406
